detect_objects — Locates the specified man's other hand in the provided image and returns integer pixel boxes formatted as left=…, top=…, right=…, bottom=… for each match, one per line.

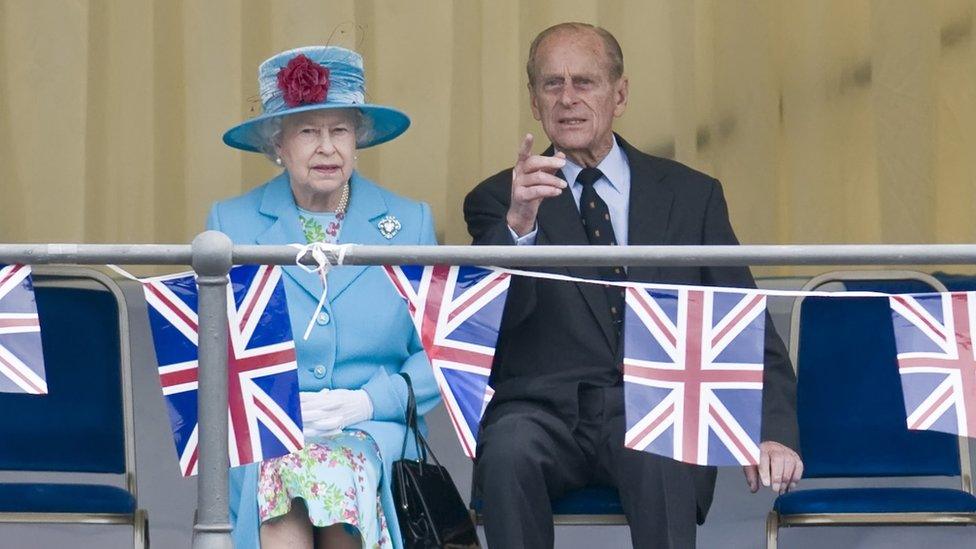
left=743, top=441, right=803, bottom=495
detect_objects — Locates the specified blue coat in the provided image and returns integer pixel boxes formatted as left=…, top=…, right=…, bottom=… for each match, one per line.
left=207, top=171, right=440, bottom=548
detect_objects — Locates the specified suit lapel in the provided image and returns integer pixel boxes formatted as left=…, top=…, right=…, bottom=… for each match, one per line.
left=534, top=137, right=676, bottom=347
left=536, top=149, right=617, bottom=350
left=618, top=135, right=673, bottom=283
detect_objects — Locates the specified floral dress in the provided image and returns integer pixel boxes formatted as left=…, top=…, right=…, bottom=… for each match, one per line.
left=255, top=208, right=393, bottom=548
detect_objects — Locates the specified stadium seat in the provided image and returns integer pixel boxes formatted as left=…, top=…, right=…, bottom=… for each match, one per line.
left=0, top=267, right=148, bottom=548
left=766, top=270, right=976, bottom=549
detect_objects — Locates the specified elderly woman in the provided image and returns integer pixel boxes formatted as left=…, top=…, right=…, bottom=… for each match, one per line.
left=208, top=46, right=439, bottom=549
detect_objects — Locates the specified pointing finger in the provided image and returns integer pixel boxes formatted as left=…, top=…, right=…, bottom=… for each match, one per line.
left=521, top=155, right=567, bottom=175
left=517, top=133, right=534, bottom=162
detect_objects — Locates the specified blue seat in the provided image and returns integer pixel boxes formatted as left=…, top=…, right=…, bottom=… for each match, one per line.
left=0, top=267, right=148, bottom=547
left=774, top=488, right=976, bottom=515
left=0, top=484, right=136, bottom=514
left=471, top=486, right=627, bottom=525
left=766, top=270, right=976, bottom=548
left=550, top=487, right=625, bottom=518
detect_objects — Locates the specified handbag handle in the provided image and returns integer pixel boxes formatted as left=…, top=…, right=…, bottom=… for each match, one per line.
left=398, top=372, right=424, bottom=461
left=397, top=373, right=445, bottom=470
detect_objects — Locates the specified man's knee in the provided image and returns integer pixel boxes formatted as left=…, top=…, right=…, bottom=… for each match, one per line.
left=476, top=415, right=555, bottom=484
left=476, top=400, right=586, bottom=499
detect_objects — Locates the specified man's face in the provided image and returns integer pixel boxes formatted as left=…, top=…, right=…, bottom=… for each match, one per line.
left=529, top=29, right=628, bottom=166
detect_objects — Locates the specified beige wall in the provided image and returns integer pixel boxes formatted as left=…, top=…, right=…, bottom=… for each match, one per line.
left=2, top=1, right=974, bottom=271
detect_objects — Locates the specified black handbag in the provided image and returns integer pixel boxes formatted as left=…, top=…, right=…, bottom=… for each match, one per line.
left=392, top=373, right=481, bottom=549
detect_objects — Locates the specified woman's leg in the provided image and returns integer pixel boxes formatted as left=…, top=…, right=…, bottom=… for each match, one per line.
left=315, top=524, right=362, bottom=549
left=260, top=498, right=314, bottom=549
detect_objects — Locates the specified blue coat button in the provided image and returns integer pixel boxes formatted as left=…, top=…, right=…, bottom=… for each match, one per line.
left=316, top=311, right=330, bottom=325
left=313, top=365, right=326, bottom=379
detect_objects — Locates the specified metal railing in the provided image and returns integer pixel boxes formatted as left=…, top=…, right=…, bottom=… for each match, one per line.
left=1, top=232, right=975, bottom=549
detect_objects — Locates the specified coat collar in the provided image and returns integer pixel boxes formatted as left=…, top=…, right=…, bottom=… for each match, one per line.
left=616, top=134, right=673, bottom=283
left=255, top=171, right=391, bottom=303
left=536, top=134, right=674, bottom=249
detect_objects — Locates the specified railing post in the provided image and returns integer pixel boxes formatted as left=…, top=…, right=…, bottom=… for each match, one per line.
left=191, top=231, right=234, bottom=549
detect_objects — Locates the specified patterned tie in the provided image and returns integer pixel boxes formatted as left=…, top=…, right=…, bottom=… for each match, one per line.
left=576, top=167, right=626, bottom=328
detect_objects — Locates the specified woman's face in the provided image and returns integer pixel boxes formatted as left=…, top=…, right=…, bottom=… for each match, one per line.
left=276, top=109, right=358, bottom=211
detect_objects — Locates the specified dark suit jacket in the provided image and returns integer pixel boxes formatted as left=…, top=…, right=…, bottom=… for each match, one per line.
left=463, top=134, right=799, bottom=522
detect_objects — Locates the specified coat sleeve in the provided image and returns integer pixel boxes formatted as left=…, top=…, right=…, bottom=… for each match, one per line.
left=701, top=180, right=800, bottom=451
left=463, top=175, right=538, bottom=329
left=363, top=201, right=441, bottom=421
left=463, top=175, right=518, bottom=246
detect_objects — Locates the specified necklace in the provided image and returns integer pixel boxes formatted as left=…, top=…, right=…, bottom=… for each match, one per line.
left=335, top=182, right=350, bottom=215
left=298, top=182, right=350, bottom=244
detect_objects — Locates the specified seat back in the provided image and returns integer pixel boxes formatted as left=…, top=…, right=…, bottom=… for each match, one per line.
left=931, top=272, right=976, bottom=292
left=0, top=267, right=136, bottom=483
left=789, top=270, right=965, bottom=480
left=755, top=276, right=811, bottom=345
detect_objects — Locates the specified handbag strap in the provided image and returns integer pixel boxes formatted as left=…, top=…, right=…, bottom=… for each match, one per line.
left=397, top=373, right=445, bottom=469
left=398, top=373, right=424, bottom=461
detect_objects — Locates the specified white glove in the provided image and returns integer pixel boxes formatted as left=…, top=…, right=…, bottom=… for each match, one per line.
left=300, top=388, right=374, bottom=439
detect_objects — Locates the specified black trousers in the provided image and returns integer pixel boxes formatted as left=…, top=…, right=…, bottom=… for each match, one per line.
left=474, top=385, right=698, bottom=549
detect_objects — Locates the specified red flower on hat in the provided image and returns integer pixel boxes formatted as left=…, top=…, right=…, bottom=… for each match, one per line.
left=277, top=54, right=330, bottom=107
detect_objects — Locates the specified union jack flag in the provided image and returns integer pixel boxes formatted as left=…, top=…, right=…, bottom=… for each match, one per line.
left=0, top=264, right=47, bottom=394
left=890, top=292, right=976, bottom=438
left=623, top=286, right=766, bottom=466
left=144, top=265, right=304, bottom=476
left=383, top=265, right=510, bottom=458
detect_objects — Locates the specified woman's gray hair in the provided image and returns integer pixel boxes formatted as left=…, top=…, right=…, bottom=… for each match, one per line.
left=254, top=108, right=374, bottom=164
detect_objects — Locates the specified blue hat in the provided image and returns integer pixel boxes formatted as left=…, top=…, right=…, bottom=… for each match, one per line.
left=223, top=46, right=410, bottom=152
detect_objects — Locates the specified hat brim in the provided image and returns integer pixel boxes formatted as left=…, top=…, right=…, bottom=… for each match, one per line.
left=222, top=103, right=410, bottom=152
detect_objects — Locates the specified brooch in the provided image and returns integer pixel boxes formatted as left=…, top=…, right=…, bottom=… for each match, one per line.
left=377, top=215, right=401, bottom=239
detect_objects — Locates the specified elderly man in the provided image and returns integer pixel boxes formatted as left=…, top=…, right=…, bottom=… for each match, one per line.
left=463, top=22, right=803, bottom=548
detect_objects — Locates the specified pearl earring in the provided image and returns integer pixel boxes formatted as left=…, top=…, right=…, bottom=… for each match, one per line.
left=275, top=157, right=282, bottom=166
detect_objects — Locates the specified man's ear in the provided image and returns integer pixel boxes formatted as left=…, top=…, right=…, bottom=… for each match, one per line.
left=613, top=76, right=629, bottom=118
left=529, top=83, right=543, bottom=121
